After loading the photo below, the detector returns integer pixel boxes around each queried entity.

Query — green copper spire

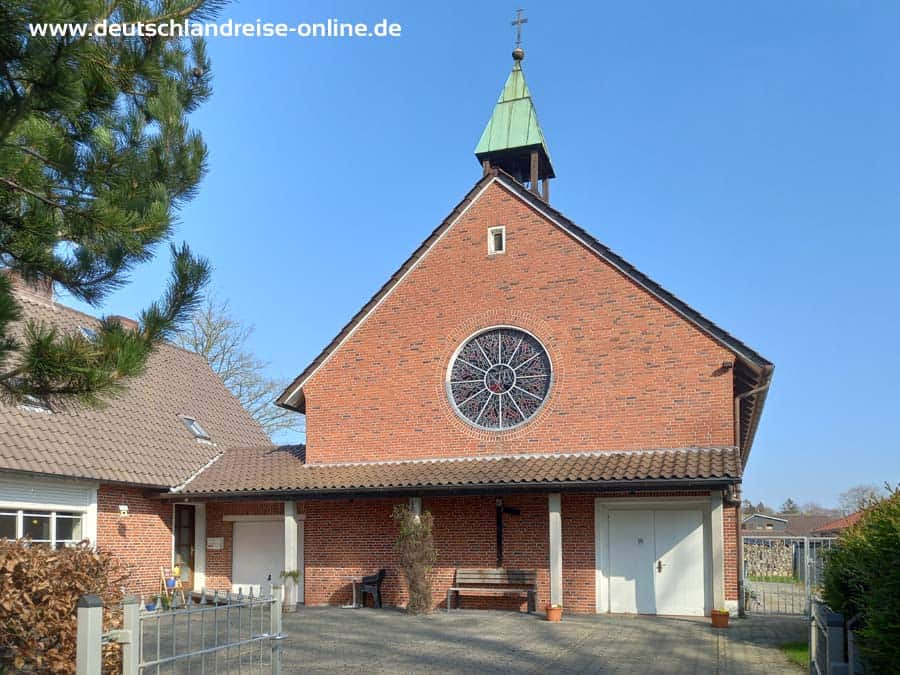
[475,52,555,182]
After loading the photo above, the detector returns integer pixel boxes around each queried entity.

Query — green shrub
[823,489,900,673]
[0,539,127,673]
[392,504,437,614]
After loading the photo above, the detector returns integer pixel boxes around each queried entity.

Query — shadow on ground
[279,608,807,674]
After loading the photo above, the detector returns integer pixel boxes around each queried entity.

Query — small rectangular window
[488,226,506,255]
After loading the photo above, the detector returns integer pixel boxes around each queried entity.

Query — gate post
[271,584,283,675]
[121,596,140,675]
[76,595,103,675]
[803,537,811,614]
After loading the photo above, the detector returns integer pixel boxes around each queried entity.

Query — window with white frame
[488,226,506,255]
[0,509,84,547]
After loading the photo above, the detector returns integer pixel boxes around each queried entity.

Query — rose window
[447,327,552,430]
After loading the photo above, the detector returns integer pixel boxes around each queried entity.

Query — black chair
[360,569,386,608]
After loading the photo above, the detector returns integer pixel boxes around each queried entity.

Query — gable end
[277,171,773,459]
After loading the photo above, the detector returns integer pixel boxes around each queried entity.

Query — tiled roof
[742,514,836,537]
[0,288,272,487]
[176,445,742,496]
[812,511,863,534]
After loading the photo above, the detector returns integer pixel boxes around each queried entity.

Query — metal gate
[742,536,836,615]
[78,586,286,674]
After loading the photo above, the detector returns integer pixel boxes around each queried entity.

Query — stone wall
[743,540,796,578]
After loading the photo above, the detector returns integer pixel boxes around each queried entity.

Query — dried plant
[0,540,128,673]
[392,504,437,614]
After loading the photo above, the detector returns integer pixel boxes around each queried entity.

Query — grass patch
[748,575,801,584]
[781,641,808,668]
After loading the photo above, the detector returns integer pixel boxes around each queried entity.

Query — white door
[653,510,705,616]
[606,509,706,616]
[232,521,284,596]
[608,510,656,613]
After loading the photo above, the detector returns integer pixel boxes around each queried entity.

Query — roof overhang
[154,476,738,502]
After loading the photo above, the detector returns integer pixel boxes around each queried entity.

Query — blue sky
[65,1,900,508]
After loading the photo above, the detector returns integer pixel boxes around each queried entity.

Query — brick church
[1,43,772,617]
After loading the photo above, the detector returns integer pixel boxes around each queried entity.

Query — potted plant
[546,603,563,622]
[711,608,729,628]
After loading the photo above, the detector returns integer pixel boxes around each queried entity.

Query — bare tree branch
[175,296,303,440]
[838,484,884,515]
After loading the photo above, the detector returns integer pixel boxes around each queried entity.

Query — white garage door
[607,509,706,616]
[232,521,284,596]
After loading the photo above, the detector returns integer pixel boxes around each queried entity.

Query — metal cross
[511,9,528,48]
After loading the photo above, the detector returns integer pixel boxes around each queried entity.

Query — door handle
[657,560,663,573]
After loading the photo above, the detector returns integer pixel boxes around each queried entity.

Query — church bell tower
[475,10,555,201]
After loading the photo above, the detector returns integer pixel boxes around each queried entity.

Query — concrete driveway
[744,580,808,615]
[280,608,806,674]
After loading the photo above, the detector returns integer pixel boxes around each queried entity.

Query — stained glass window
[447,327,551,430]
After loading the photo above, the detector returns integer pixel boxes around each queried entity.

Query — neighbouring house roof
[742,513,788,523]
[276,170,773,461]
[0,285,272,488]
[812,511,863,535]
[169,445,742,498]
[742,514,836,537]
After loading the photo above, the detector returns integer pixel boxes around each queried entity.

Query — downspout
[733,380,770,618]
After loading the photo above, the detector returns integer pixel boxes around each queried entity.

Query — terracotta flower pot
[546,605,563,622]
[711,609,729,628]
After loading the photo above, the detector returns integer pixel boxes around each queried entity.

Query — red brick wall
[303,181,735,464]
[300,498,403,607]
[205,501,285,592]
[299,495,554,611]
[96,484,173,596]
[201,491,743,615]
[562,494,596,613]
[431,494,551,611]
[724,503,739,601]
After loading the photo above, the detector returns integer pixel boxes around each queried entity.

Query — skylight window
[80,326,98,341]
[19,394,52,414]
[179,415,211,441]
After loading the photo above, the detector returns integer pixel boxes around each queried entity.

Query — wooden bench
[446,568,537,613]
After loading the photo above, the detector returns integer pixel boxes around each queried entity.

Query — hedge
[0,540,127,673]
[823,489,900,673]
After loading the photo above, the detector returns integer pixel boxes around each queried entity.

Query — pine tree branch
[0,177,65,209]
[4,143,62,170]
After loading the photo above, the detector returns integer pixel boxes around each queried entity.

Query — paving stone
[278,608,807,673]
